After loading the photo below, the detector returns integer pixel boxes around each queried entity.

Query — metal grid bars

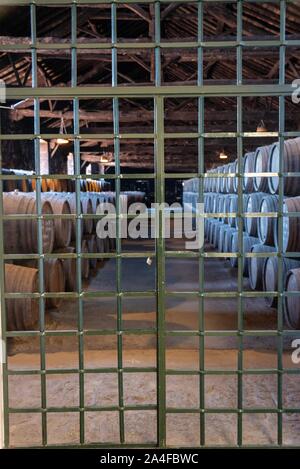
[0,0,299,449]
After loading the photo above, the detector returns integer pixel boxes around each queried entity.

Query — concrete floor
[6,240,300,447]
[7,349,300,447]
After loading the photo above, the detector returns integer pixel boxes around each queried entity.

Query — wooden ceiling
[0,2,300,171]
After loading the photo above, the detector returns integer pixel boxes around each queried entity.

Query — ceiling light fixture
[219,150,228,160]
[256,119,267,132]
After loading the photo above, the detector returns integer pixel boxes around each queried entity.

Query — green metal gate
[0,0,299,448]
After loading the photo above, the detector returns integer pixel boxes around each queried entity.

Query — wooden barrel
[223,227,237,255]
[254,145,272,192]
[80,180,87,192]
[209,171,214,193]
[54,247,76,292]
[275,196,300,252]
[207,220,215,244]
[216,166,223,193]
[248,244,276,291]
[213,222,223,249]
[223,194,233,224]
[221,164,229,194]
[245,192,265,237]
[204,193,212,214]
[228,195,238,228]
[44,258,65,309]
[2,170,14,192]
[17,258,66,309]
[85,234,97,269]
[41,193,72,248]
[230,233,260,276]
[228,194,238,227]
[217,194,226,222]
[225,162,235,194]
[66,193,84,241]
[211,168,218,193]
[263,257,300,308]
[205,171,210,193]
[210,193,217,215]
[66,179,76,193]
[257,195,278,246]
[230,231,241,268]
[209,174,213,193]
[268,137,300,196]
[211,193,219,214]
[16,178,31,192]
[208,220,219,245]
[243,152,255,193]
[183,179,194,193]
[60,179,68,193]
[205,219,213,243]
[203,175,208,193]
[27,179,34,192]
[5,264,39,330]
[219,224,229,252]
[213,221,223,247]
[81,195,93,234]
[208,220,215,245]
[233,158,243,194]
[217,224,228,252]
[47,179,63,193]
[31,179,37,192]
[284,268,300,329]
[213,193,219,215]
[205,219,212,242]
[3,192,54,254]
[40,178,48,192]
[204,219,209,240]
[4,179,18,192]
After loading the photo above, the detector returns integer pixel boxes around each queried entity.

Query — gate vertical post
[155,94,166,448]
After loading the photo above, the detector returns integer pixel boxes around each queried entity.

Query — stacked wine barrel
[3,190,144,331]
[2,169,110,193]
[184,136,300,329]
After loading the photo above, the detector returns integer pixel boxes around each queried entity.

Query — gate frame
[0,0,300,449]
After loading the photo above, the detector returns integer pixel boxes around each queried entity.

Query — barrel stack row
[3,190,144,331]
[2,169,111,193]
[202,136,300,196]
[184,137,300,329]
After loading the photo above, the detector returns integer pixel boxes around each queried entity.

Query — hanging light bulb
[100,153,109,163]
[57,117,69,144]
[57,137,69,144]
[256,119,267,132]
[219,149,228,160]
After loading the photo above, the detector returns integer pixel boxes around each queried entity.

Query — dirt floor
[6,241,300,447]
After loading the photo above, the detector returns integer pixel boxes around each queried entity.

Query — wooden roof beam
[123,4,150,24]
[11,108,285,123]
